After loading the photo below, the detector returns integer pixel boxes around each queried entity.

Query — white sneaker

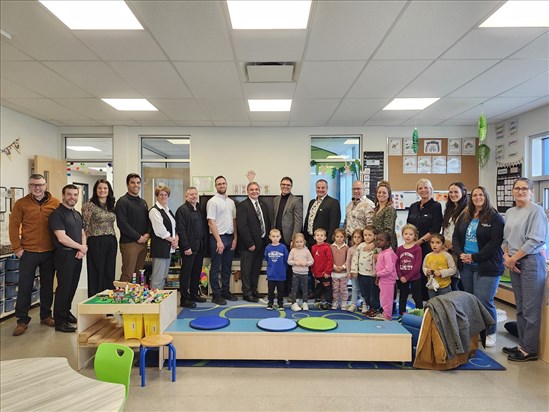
[347,303,357,313]
[291,302,301,312]
[486,334,496,348]
[341,304,348,311]
[331,302,338,310]
[302,302,309,311]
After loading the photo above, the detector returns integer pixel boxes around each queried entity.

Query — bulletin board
[387,137,479,191]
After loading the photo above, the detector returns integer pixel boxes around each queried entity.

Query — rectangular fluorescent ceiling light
[167,139,190,145]
[227,1,311,29]
[102,99,158,111]
[39,0,143,30]
[67,146,101,152]
[248,99,292,112]
[383,98,440,111]
[480,1,549,27]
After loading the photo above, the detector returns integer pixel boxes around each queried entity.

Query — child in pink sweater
[375,231,398,321]
[330,228,349,310]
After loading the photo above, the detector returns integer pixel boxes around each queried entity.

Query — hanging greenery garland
[476,112,490,168]
[412,128,419,153]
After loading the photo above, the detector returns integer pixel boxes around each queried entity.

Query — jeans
[209,234,235,297]
[357,275,380,311]
[460,264,500,335]
[349,276,359,305]
[290,272,309,303]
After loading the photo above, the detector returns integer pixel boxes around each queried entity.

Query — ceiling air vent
[246,62,294,83]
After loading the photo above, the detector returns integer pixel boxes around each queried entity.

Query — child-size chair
[94,343,134,398]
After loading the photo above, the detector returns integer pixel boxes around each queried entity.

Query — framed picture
[432,156,447,174]
[462,138,476,155]
[424,140,442,154]
[0,186,7,213]
[418,156,432,174]
[403,138,415,155]
[447,156,462,173]
[10,187,24,211]
[191,176,214,192]
[403,156,417,174]
[447,138,461,155]
[388,138,402,156]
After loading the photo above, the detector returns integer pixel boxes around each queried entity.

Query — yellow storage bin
[143,314,160,336]
[123,314,144,339]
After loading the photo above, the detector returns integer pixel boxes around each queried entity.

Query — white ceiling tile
[4,98,92,120]
[212,121,251,126]
[305,1,406,61]
[295,61,365,98]
[197,99,249,122]
[136,120,177,127]
[61,120,103,126]
[412,97,486,120]
[499,73,549,98]
[490,97,549,123]
[329,98,390,123]
[365,110,417,126]
[451,97,540,119]
[97,119,140,126]
[130,1,234,61]
[0,40,33,61]
[1,79,44,99]
[173,120,213,127]
[249,111,290,122]
[43,61,138,98]
[173,62,242,99]
[53,98,134,120]
[450,60,549,98]
[1,99,43,119]
[375,1,501,60]
[109,62,192,98]
[242,83,296,99]
[251,122,289,126]
[0,1,97,60]
[347,60,431,98]
[148,99,209,121]
[232,31,307,62]
[75,31,166,61]
[442,28,547,59]
[1,62,90,98]
[290,99,341,123]
[510,32,549,59]
[401,60,499,97]
[439,118,479,126]
[124,110,170,121]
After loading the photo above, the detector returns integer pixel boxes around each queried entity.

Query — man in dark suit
[304,179,341,249]
[272,176,303,295]
[237,182,271,302]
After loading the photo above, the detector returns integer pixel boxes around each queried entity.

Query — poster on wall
[388,138,402,156]
[462,138,476,155]
[447,156,461,173]
[496,163,522,213]
[432,156,447,174]
[403,156,417,174]
[447,138,461,155]
[496,123,505,140]
[363,151,384,200]
[418,156,432,174]
[424,140,442,154]
[403,138,415,155]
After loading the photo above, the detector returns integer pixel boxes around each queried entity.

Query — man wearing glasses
[9,174,60,336]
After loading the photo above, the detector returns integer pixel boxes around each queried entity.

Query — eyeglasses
[29,183,45,188]
[513,187,530,193]
[280,184,292,187]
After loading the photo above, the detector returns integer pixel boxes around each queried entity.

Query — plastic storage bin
[6,270,19,284]
[31,288,39,304]
[4,297,16,312]
[0,300,4,315]
[123,314,144,339]
[0,258,5,272]
[0,272,4,286]
[6,258,19,271]
[143,314,160,336]
[5,284,18,299]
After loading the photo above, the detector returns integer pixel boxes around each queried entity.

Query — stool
[139,334,176,387]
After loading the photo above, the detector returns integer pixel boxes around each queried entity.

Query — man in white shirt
[206,176,238,305]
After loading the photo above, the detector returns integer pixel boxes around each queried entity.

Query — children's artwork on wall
[447,138,461,155]
[432,156,447,174]
[447,156,462,173]
[403,138,415,155]
[418,156,432,174]
[192,176,213,192]
[388,138,402,156]
[462,138,476,155]
[403,156,417,174]
[424,140,441,154]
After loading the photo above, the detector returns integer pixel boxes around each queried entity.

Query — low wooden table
[0,357,125,412]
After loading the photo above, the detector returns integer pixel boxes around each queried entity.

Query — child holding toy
[422,233,457,299]
[287,233,314,311]
[264,228,288,310]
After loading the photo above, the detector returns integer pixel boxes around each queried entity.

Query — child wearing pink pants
[375,231,398,321]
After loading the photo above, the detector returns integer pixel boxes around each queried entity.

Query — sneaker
[212,295,227,305]
[302,302,309,311]
[266,303,273,310]
[273,303,279,310]
[321,303,331,310]
[277,305,285,311]
[486,334,497,348]
[372,313,388,321]
[347,304,357,313]
[291,303,302,312]
[313,301,322,309]
[341,304,348,311]
[331,302,338,310]
[12,323,28,336]
[222,293,238,301]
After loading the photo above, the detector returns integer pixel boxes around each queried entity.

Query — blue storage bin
[0,259,5,271]
[6,270,19,284]
[0,286,4,299]
[4,297,16,312]
[31,288,39,304]
[5,284,18,299]
[0,300,4,315]
[6,258,19,271]
[0,272,4,286]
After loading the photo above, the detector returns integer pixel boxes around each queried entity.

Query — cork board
[387,137,479,191]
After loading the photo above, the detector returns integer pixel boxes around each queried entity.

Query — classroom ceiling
[1,0,548,128]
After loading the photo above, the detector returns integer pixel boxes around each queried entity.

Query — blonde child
[287,233,314,311]
[422,233,457,299]
[311,228,333,310]
[346,229,364,312]
[330,228,349,310]
[395,224,423,316]
[350,226,380,316]
[375,231,398,321]
[264,229,289,310]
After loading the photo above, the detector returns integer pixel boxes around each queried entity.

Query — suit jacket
[272,193,303,246]
[175,201,207,253]
[236,197,271,251]
[303,195,341,246]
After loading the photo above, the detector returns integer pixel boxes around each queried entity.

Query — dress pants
[15,251,55,325]
[179,249,204,301]
[86,235,117,297]
[119,242,148,282]
[240,242,265,298]
[53,249,82,324]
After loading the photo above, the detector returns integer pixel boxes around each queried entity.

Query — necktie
[255,201,266,237]
[307,199,321,235]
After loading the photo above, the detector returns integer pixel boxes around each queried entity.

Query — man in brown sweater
[9,174,60,336]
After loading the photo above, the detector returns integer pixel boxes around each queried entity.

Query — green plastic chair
[94,343,134,398]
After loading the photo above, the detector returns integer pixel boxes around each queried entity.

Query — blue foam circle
[189,316,230,330]
[257,317,297,332]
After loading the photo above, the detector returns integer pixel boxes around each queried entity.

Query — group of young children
[264,223,456,321]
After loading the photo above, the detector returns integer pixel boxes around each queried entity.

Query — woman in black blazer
[452,186,504,348]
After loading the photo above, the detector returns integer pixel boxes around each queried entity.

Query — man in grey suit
[272,177,303,295]
[304,179,341,249]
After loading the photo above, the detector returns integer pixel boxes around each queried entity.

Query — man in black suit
[236,182,271,302]
[304,179,341,249]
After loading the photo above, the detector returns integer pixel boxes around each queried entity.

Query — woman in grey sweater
[502,177,547,362]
